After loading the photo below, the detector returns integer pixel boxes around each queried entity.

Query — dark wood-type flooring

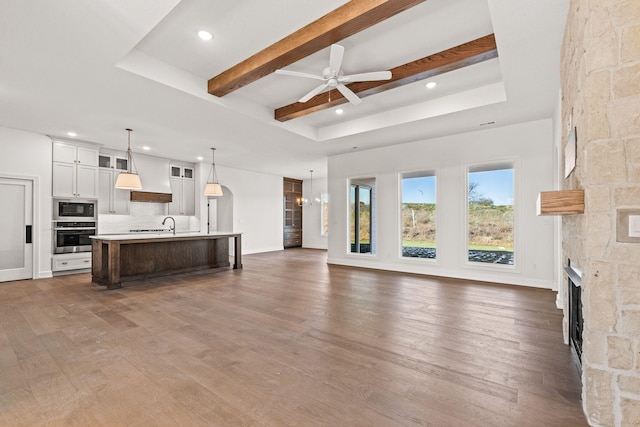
[0,249,586,426]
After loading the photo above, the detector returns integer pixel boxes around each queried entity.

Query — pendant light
[204,147,223,196]
[114,128,142,190]
[297,169,315,207]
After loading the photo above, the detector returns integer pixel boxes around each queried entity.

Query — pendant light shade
[115,128,142,190]
[204,147,223,196]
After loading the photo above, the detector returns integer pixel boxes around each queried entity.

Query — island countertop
[91,232,242,289]
[90,231,240,241]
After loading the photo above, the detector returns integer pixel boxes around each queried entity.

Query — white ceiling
[0,0,569,180]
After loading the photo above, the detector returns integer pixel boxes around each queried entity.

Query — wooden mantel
[537,190,585,216]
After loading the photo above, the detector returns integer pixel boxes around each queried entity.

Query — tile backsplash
[98,202,200,234]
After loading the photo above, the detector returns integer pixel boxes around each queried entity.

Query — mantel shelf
[537,190,585,216]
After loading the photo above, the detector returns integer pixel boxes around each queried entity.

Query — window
[467,164,514,265]
[401,172,436,259]
[320,193,329,236]
[350,178,375,254]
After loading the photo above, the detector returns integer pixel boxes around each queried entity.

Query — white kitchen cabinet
[168,162,195,216]
[170,164,194,180]
[52,141,99,198]
[98,153,128,171]
[98,168,129,214]
[169,177,195,216]
[52,253,92,272]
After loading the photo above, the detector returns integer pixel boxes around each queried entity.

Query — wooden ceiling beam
[207,0,426,97]
[274,34,498,122]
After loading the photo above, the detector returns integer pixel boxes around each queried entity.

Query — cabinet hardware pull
[61,262,68,265]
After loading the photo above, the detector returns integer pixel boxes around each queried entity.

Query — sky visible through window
[402,170,513,205]
[402,176,436,203]
[469,169,513,206]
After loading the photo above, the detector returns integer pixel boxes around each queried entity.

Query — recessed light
[335,108,344,115]
[66,131,77,137]
[197,156,204,161]
[425,81,437,89]
[197,30,213,41]
[142,146,150,151]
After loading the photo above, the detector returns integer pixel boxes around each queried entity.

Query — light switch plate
[617,209,640,243]
[630,215,640,237]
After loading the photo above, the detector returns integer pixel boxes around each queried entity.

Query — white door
[0,178,33,282]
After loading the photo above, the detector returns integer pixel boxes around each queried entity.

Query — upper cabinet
[52,140,99,199]
[98,153,128,171]
[169,162,195,216]
[170,164,194,180]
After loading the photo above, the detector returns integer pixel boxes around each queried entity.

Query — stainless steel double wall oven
[53,199,97,254]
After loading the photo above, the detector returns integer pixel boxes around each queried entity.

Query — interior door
[0,178,33,281]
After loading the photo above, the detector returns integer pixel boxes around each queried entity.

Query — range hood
[129,153,172,203]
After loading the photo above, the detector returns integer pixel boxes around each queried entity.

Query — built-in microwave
[53,199,97,220]
[53,221,96,254]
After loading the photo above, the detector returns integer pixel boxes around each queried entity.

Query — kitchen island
[91,232,242,289]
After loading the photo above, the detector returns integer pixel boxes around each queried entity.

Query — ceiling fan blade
[337,84,362,105]
[341,70,392,83]
[329,44,345,74]
[275,69,325,80]
[299,82,330,103]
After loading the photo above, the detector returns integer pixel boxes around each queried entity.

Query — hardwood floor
[0,249,586,426]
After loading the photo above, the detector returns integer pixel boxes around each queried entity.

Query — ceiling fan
[275,44,392,105]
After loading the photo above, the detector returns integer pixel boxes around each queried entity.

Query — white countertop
[91,231,240,241]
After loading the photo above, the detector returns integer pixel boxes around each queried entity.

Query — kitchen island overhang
[90,232,242,289]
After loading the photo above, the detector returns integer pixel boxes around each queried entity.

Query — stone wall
[561,1,640,426]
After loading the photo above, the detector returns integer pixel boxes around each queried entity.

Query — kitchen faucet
[162,216,176,235]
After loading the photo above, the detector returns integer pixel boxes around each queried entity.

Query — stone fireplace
[560,1,640,426]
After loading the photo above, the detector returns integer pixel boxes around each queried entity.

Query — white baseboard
[326,257,554,289]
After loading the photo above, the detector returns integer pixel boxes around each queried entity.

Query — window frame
[398,169,439,263]
[320,193,329,236]
[346,177,377,257]
[464,159,520,272]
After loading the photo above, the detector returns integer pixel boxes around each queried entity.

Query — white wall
[327,119,557,288]
[302,176,328,250]
[0,127,53,279]
[196,162,283,254]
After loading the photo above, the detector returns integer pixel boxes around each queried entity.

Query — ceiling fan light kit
[276,44,392,106]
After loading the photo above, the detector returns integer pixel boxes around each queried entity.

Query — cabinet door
[98,169,113,213]
[52,142,77,164]
[52,162,76,197]
[76,165,98,198]
[76,146,98,167]
[182,179,195,216]
[113,185,129,214]
[169,178,181,215]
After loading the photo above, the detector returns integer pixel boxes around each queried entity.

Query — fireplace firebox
[564,260,583,365]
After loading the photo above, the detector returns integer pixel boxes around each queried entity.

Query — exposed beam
[274,34,498,122]
[207,0,426,97]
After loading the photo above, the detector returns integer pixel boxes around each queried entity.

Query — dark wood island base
[91,232,242,289]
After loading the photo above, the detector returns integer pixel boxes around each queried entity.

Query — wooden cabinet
[283,177,303,248]
[98,168,129,214]
[169,163,195,215]
[52,141,99,198]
